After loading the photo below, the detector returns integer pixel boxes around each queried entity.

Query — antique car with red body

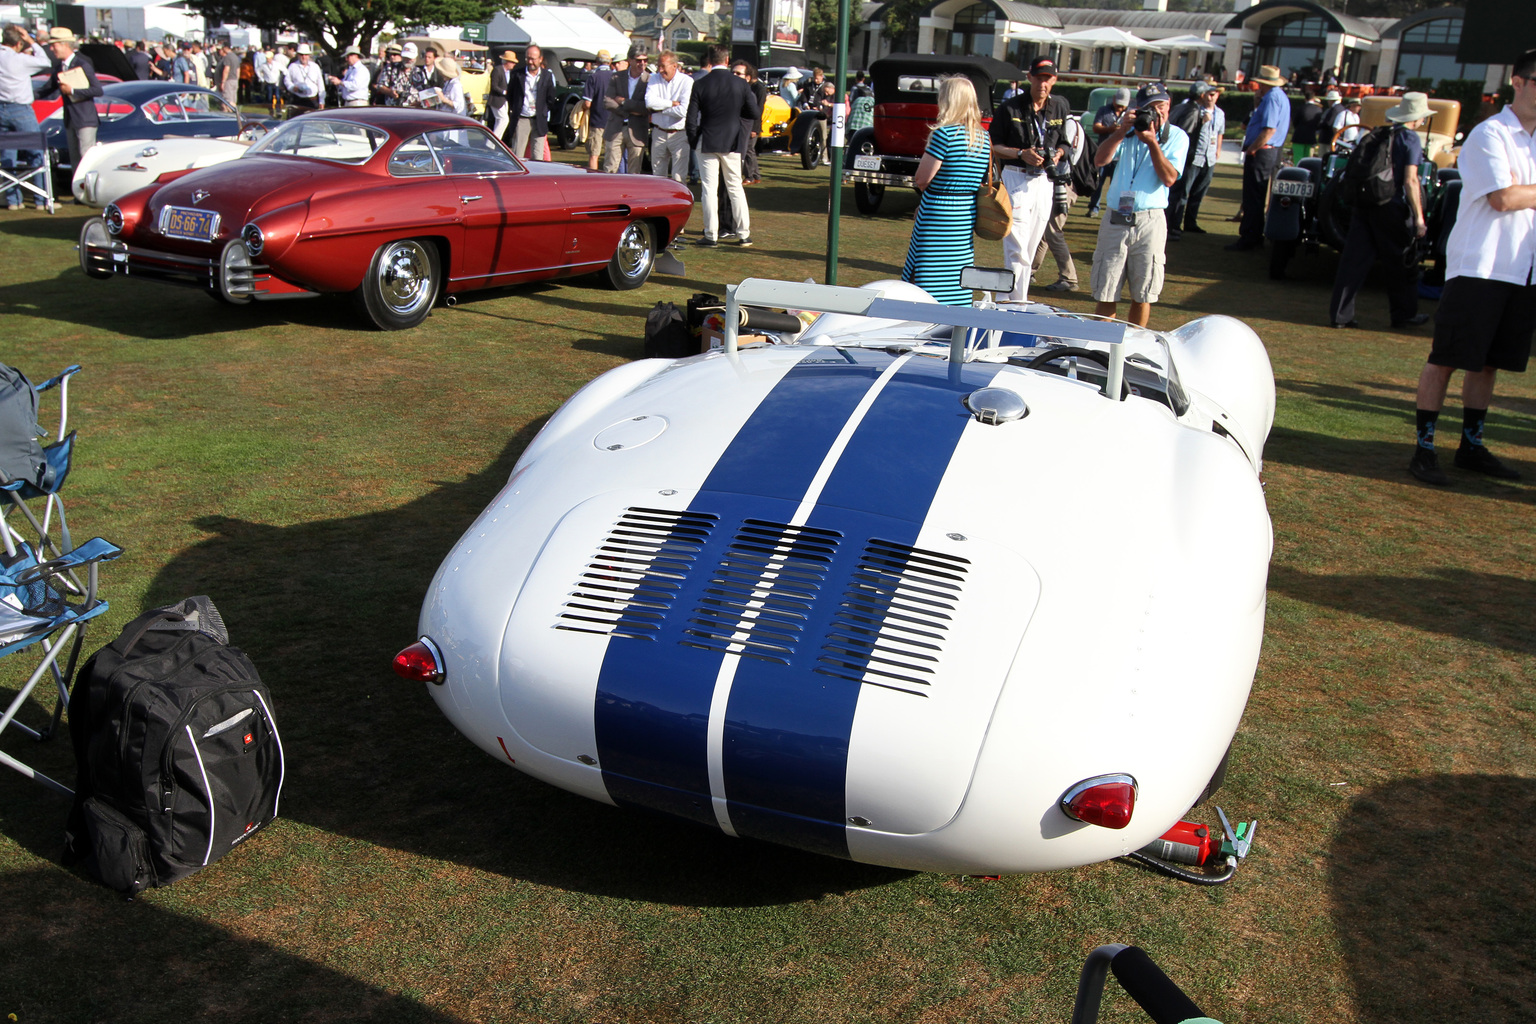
[79,108,693,329]
[841,53,1021,215]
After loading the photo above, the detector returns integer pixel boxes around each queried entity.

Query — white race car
[397,276,1274,876]
[72,136,252,208]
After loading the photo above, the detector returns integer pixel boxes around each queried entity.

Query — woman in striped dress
[901,77,991,306]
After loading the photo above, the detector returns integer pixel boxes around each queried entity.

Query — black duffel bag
[64,596,284,894]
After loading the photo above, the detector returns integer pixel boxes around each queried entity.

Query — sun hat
[343,45,362,57]
[436,56,460,78]
[1386,91,1431,123]
[1252,64,1287,87]
[296,43,312,55]
[1323,89,1342,102]
[500,49,517,61]
[782,66,803,81]
[1343,95,1362,105]
[385,42,402,54]
[597,49,612,62]
[401,42,418,59]
[46,26,75,43]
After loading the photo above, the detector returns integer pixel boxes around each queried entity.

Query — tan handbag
[975,159,1012,240]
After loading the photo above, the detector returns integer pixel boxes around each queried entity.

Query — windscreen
[246,119,387,164]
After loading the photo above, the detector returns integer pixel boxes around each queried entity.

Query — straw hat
[296,43,312,55]
[436,56,460,79]
[343,45,362,57]
[1252,65,1286,87]
[1386,91,1431,124]
[1323,89,1342,102]
[385,42,402,54]
[500,49,517,62]
[46,26,76,43]
[597,49,612,62]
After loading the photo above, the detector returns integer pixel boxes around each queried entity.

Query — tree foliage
[187,0,508,59]
[805,0,839,55]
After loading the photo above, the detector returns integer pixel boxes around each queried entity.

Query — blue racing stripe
[594,350,897,826]
[721,357,992,856]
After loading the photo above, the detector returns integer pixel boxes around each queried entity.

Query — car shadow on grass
[0,862,468,1024]
[1265,427,1533,504]
[1267,565,1536,655]
[63,423,910,909]
[1331,774,1536,1024]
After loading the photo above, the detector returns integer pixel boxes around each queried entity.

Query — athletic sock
[1461,408,1487,449]
[1415,409,1439,450]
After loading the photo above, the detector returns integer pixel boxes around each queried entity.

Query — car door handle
[460,195,484,203]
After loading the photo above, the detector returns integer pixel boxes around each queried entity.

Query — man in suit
[507,44,557,161]
[602,43,650,174]
[487,50,515,142]
[40,28,102,177]
[687,44,758,247]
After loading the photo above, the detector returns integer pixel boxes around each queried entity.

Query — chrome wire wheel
[606,221,654,290]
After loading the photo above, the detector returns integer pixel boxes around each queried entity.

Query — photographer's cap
[1135,82,1171,106]
[1028,56,1057,78]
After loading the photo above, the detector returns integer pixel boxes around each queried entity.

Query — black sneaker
[1408,448,1450,486]
[1392,313,1431,328]
[697,236,719,248]
[736,235,753,247]
[1455,444,1522,480]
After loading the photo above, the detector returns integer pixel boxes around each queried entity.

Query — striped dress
[901,124,991,306]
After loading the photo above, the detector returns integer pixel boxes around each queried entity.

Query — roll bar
[722,278,1131,400]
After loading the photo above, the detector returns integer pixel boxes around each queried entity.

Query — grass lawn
[1,148,1533,1024]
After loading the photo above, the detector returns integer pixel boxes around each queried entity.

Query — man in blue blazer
[686,44,759,247]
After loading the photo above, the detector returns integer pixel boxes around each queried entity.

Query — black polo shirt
[988,92,1071,172]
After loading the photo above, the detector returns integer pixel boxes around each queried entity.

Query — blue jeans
[0,102,43,207]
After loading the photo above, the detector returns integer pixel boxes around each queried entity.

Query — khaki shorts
[586,124,606,158]
[1090,210,1167,304]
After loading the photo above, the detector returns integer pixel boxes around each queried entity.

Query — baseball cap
[1028,57,1057,77]
[1112,88,1131,105]
[1134,82,1171,106]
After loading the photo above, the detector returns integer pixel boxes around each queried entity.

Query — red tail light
[1060,774,1137,830]
[393,638,444,683]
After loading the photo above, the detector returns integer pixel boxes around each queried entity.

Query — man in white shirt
[1325,95,1361,150]
[327,46,370,106]
[1408,50,1536,485]
[645,51,692,184]
[284,43,324,110]
[1,24,52,210]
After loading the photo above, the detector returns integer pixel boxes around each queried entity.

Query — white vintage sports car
[72,137,251,208]
[397,276,1274,876]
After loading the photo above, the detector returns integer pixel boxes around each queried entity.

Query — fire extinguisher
[1129,807,1257,886]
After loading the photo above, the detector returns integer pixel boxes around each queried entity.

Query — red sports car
[80,108,693,329]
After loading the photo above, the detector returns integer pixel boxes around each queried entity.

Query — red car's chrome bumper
[81,240,317,299]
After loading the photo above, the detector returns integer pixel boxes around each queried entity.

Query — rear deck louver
[555,507,718,639]
[680,520,842,664]
[816,539,971,696]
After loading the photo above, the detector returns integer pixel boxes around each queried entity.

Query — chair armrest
[32,365,82,393]
[15,537,123,585]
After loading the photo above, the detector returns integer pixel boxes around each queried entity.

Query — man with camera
[1089,82,1189,328]
[988,56,1073,304]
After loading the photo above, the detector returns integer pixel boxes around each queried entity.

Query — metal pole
[824,0,852,284]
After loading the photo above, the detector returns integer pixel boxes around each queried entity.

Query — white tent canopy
[512,5,630,61]
[1152,33,1223,52]
[1058,26,1160,50]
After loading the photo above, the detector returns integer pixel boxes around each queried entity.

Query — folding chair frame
[0,129,56,215]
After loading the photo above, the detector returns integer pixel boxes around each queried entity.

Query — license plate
[1272,179,1314,198]
[160,205,220,241]
[854,155,881,171]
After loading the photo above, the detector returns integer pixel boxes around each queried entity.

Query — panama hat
[296,43,312,55]
[385,42,402,54]
[436,56,460,79]
[343,45,362,57]
[500,49,517,61]
[1386,91,1431,123]
[1252,65,1287,87]
[46,26,76,43]
[1323,89,1342,102]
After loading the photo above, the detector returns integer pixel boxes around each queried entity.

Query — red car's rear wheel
[356,238,439,330]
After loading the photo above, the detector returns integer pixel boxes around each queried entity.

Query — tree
[187,0,510,59]
[880,0,924,51]
[805,0,838,55]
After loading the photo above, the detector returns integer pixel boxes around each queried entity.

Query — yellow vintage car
[759,93,792,149]
[1359,94,1462,167]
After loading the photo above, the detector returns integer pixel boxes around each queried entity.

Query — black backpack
[1342,125,1398,208]
[64,597,284,894]
[643,301,695,358]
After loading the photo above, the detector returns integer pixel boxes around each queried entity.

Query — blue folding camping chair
[0,364,120,795]
[0,128,55,215]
